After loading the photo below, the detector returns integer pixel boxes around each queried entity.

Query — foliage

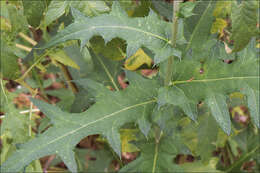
[0,0,259,172]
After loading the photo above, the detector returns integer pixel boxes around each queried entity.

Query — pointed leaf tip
[206,93,231,135]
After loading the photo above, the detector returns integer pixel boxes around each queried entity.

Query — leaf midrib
[96,54,119,91]
[51,25,170,47]
[171,76,259,85]
[185,2,212,52]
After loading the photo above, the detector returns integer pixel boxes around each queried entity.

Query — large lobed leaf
[0,73,159,172]
[43,2,181,64]
[158,41,259,134]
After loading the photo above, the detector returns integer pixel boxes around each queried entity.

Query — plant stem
[164,0,180,86]
[29,91,37,137]
[15,49,51,82]
[57,62,78,94]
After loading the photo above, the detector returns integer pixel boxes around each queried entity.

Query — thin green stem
[152,131,163,173]
[15,49,51,82]
[164,0,180,86]
[0,79,8,102]
[225,144,260,172]
[152,141,159,173]
[57,62,78,94]
[28,92,37,137]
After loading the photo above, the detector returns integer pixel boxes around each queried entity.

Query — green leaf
[231,1,258,52]
[226,130,260,172]
[119,135,183,173]
[0,3,28,39]
[179,2,197,18]
[62,44,123,92]
[1,73,159,172]
[75,148,114,172]
[0,41,20,80]
[169,42,259,133]
[184,0,216,53]
[22,0,47,28]
[46,88,75,112]
[90,36,126,61]
[86,47,123,91]
[0,80,42,172]
[242,85,260,128]
[158,87,197,121]
[197,112,219,162]
[45,0,110,26]
[151,0,172,21]
[70,0,110,17]
[45,1,70,26]
[64,45,94,79]
[205,93,231,135]
[43,2,181,64]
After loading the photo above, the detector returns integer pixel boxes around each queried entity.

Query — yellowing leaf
[211,18,227,37]
[120,129,139,153]
[256,43,260,48]
[50,50,80,69]
[0,17,11,31]
[213,1,231,17]
[230,92,244,100]
[125,48,152,71]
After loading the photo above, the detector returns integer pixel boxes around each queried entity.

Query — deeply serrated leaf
[43,2,181,64]
[1,73,159,172]
[168,42,259,133]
